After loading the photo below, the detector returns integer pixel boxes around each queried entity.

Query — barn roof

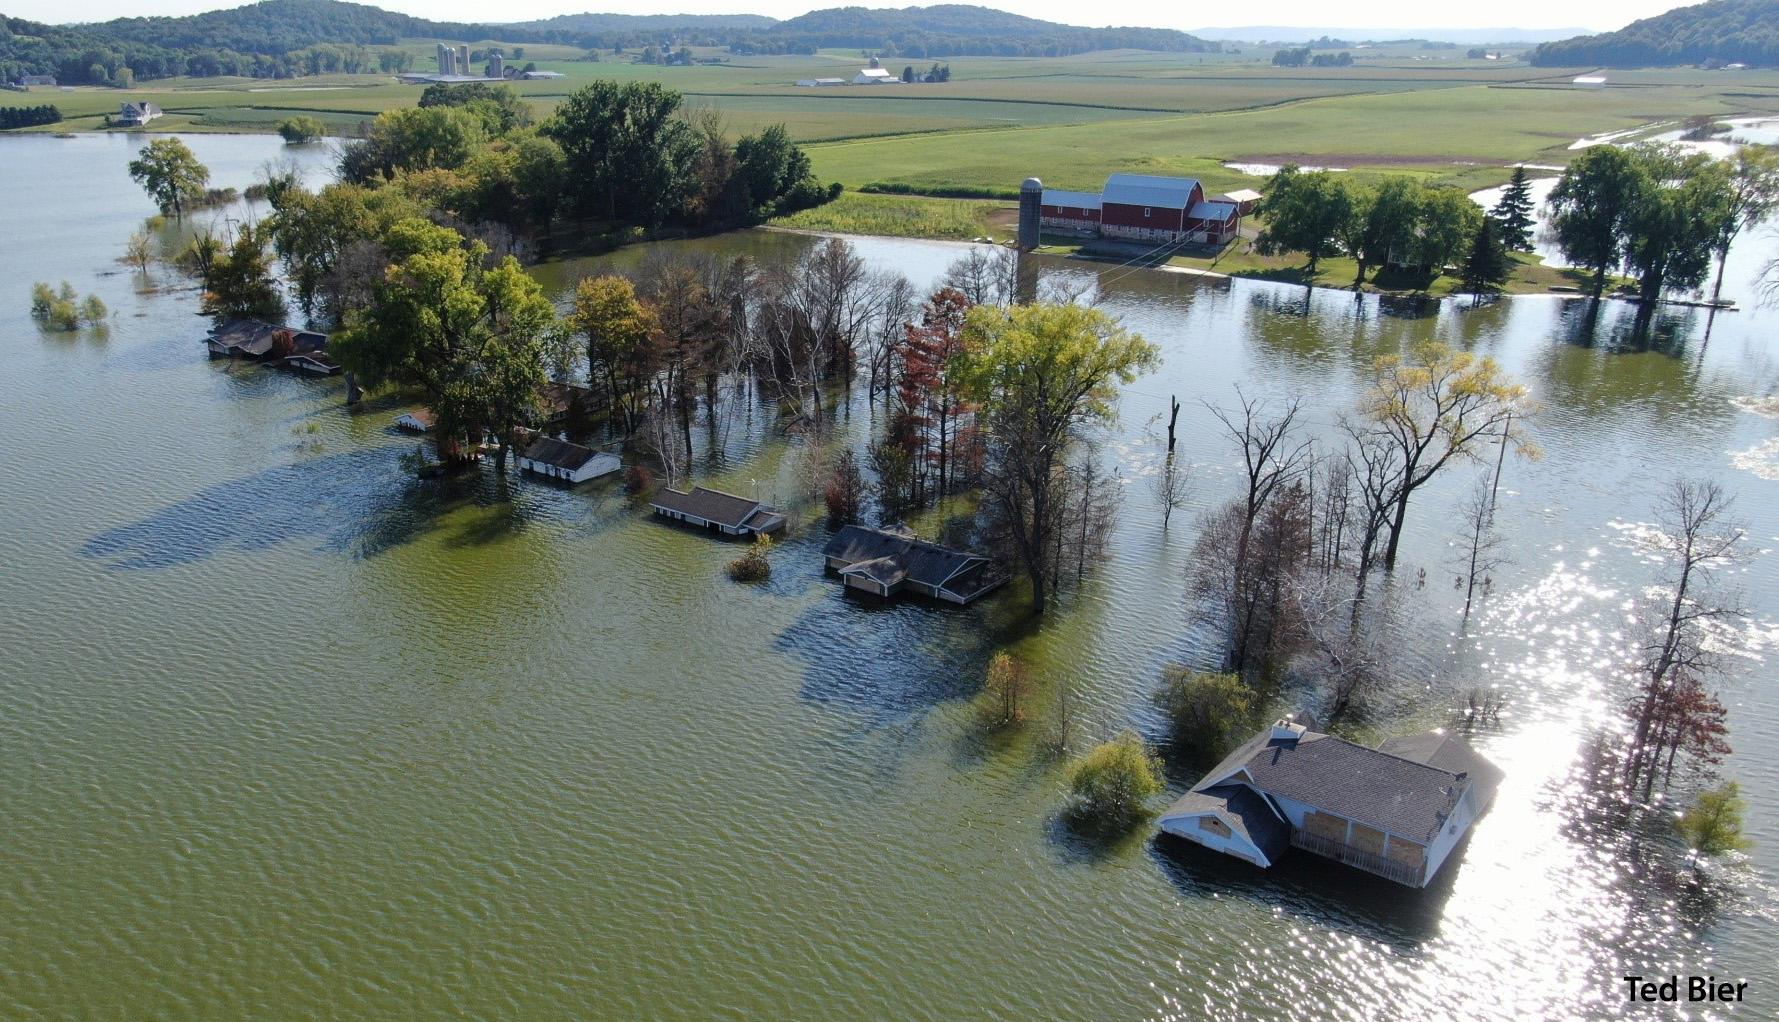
[1102,173,1200,209]
[1189,200,1238,221]
[1219,188,1264,204]
[1042,188,1102,210]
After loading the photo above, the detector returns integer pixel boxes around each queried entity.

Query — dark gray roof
[1161,784,1290,862]
[1377,733,1505,809]
[651,486,760,527]
[522,436,600,471]
[209,319,327,357]
[1200,729,1496,844]
[823,524,990,591]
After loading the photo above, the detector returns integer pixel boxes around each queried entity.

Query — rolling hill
[1530,0,1779,66]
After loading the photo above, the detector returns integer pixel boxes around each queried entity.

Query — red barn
[1039,173,1239,246]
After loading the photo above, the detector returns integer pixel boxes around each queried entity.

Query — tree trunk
[1590,262,1607,299]
[1382,489,1411,572]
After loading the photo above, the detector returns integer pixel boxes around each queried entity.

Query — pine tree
[1491,166,1536,251]
[1461,217,1511,298]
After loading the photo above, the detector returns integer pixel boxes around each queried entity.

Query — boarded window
[1387,837,1425,868]
[1303,811,1348,841]
[1350,823,1387,856]
[1198,816,1232,838]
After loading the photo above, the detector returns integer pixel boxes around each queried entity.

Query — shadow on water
[774,581,1011,727]
[1149,833,1454,951]
[79,447,501,569]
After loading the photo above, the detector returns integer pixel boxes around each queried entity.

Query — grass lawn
[769,191,1008,240]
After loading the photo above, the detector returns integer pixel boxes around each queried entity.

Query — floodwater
[2,132,1777,1020]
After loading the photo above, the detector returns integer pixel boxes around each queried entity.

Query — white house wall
[1157,812,1270,866]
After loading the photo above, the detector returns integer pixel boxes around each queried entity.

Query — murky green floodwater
[1,133,1776,1020]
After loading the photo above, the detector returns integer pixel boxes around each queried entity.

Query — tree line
[1271,48,1353,66]
[0,104,60,130]
[1529,0,1779,67]
[1256,167,1489,290]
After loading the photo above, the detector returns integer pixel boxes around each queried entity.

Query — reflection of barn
[1037,173,1239,245]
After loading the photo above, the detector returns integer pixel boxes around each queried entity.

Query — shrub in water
[726,534,773,583]
[1065,730,1164,832]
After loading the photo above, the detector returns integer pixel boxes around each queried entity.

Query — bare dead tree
[1452,471,1508,630]
[1150,450,1189,530]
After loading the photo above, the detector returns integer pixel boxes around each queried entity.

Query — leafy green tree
[127,137,210,219]
[339,106,484,184]
[204,221,283,320]
[419,81,533,136]
[953,302,1160,613]
[1065,731,1165,832]
[1676,781,1753,857]
[268,182,422,324]
[330,221,553,468]
[729,123,815,222]
[1706,147,1779,305]
[570,275,661,433]
[1622,146,1727,319]
[1548,145,1649,298]
[543,80,701,226]
[1342,176,1424,289]
[1460,216,1512,298]
[1159,668,1252,761]
[1255,165,1350,274]
[78,294,107,325]
[276,115,327,144]
[1413,187,1484,275]
[1491,165,1537,251]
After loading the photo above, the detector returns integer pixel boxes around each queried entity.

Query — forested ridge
[0,0,1215,85]
[1530,0,1779,67]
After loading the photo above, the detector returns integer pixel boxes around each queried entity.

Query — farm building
[795,78,847,86]
[394,409,436,433]
[854,68,900,84]
[1572,75,1607,87]
[651,486,786,537]
[1217,189,1263,216]
[1039,173,1239,245]
[16,75,56,87]
[116,102,162,127]
[206,319,328,360]
[1157,718,1502,888]
[822,525,1007,605]
[518,437,620,484]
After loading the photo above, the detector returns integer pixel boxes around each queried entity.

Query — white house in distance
[518,436,620,484]
[116,102,162,127]
[854,68,901,84]
[1158,718,1502,888]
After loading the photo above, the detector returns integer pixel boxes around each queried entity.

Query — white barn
[854,68,900,84]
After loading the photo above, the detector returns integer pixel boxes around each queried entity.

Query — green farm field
[14,47,1779,196]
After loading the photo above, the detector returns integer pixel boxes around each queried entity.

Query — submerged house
[394,409,436,433]
[273,351,341,375]
[1158,719,1502,888]
[650,486,786,537]
[518,436,620,484]
[206,319,328,360]
[822,524,1007,605]
[1039,173,1240,246]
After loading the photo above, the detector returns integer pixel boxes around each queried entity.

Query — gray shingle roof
[651,486,761,528]
[1200,728,1496,844]
[823,524,990,591]
[522,436,600,471]
[1377,733,1505,808]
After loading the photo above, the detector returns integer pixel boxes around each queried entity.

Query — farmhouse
[651,486,786,537]
[1039,173,1239,245]
[854,68,901,84]
[518,436,620,484]
[115,101,162,127]
[822,524,1008,605]
[205,319,328,360]
[1157,719,1502,888]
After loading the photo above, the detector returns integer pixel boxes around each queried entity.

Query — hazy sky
[17,0,1685,32]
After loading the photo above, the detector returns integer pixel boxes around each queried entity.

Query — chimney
[1270,719,1306,744]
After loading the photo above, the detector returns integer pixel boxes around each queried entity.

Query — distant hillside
[1530,0,1779,66]
[1197,25,1592,45]
[729,4,1218,57]
[0,0,554,84]
[508,12,778,36]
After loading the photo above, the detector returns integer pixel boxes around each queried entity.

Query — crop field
[13,47,1779,195]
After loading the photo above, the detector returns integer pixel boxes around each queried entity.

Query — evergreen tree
[1460,217,1512,297]
[1491,165,1536,252]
